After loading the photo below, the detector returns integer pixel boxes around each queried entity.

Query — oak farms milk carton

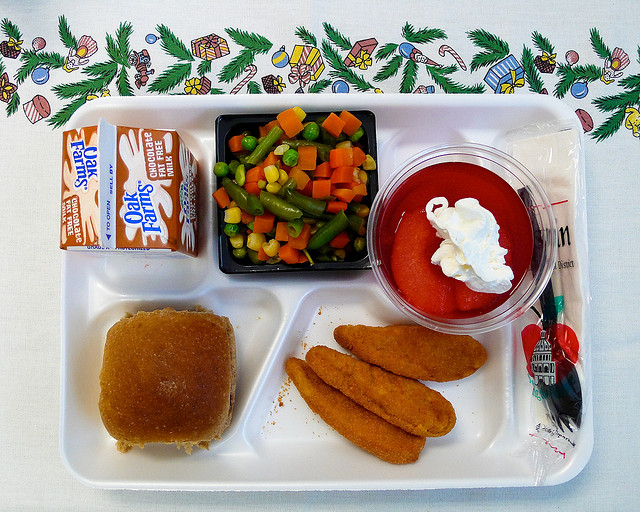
[60,119,198,256]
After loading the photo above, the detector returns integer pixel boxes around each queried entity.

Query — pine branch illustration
[590,108,625,142]
[467,29,509,71]
[554,63,601,98]
[6,91,19,116]
[323,22,351,51]
[58,15,77,49]
[375,43,398,60]
[53,74,116,99]
[115,22,133,66]
[116,67,134,96]
[590,27,611,60]
[106,34,125,66]
[197,59,212,77]
[522,45,545,93]
[619,72,640,90]
[218,47,254,83]
[321,39,373,92]
[246,80,261,94]
[15,50,65,84]
[532,31,554,55]
[156,24,193,61]
[309,78,331,93]
[402,23,446,44]
[373,54,402,81]
[426,65,484,93]
[83,61,118,79]
[295,26,317,47]
[148,62,192,93]
[226,28,272,54]
[209,87,225,95]
[1,18,22,40]
[592,89,640,112]
[400,59,418,93]
[48,95,86,129]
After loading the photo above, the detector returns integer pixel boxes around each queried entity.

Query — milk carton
[60,119,198,256]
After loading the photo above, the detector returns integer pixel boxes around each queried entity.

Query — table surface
[1,1,638,510]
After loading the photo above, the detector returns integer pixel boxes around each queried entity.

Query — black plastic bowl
[215,110,378,274]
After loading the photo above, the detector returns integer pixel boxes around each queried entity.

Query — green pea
[224,223,239,237]
[232,246,247,259]
[302,122,320,141]
[353,236,366,252]
[214,161,230,177]
[241,135,258,151]
[282,148,299,167]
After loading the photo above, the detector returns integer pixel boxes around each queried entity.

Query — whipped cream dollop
[425,197,514,294]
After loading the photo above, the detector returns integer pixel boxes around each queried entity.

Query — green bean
[245,125,284,166]
[284,189,326,217]
[246,248,263,265]
[349,126,365,142]
[228,160,240,172]
[307,210,349,250]
[287,218,304,238]
[235,164,246,187]
[222,177,264,216]
[259,191,303,221]
[282,139,332,162]
[347,213,365,234]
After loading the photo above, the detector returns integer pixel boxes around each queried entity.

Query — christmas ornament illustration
[31,36,46,52]
[271,45,289,68]
[399,42,440,66]
[565,50,579,66]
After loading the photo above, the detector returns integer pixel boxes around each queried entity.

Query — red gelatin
[380,162,533,319]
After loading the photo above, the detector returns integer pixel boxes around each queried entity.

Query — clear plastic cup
[367,143,557,335]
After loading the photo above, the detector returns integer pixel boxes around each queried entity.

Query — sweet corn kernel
[355,204,370,218]
[358,169,368,184]
[274,143,290,156]
[264,164,280,183]
[229,234,244,249]
[262,239,280,257]
[336,140,353,149]
[247,232,266,251]
[363,155,376,171]
[333,248,346,260]
[278,168,289,185]
[266,182,281,194]
[292,106,306,121]
[257,179,267,189]
[224,206,242,224]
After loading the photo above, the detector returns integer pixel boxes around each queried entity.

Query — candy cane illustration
[231,64,257,94]
[438,45,467,71]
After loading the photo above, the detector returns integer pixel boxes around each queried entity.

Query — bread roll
[98,307,236,453]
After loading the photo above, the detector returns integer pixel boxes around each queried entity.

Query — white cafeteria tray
[60,93,592,490]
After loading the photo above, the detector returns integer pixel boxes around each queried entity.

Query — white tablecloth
[1,0,638,509]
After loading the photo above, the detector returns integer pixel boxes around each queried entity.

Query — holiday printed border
[1,17,639,142]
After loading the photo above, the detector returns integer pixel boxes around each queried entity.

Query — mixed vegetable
[213,107,376,267]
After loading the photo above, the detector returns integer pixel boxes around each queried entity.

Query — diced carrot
[326,200,348,213]
[312,179,332,199]
[297,252,309,264]
[288,167,311,191]
[329,147,354,168]
[351,183,367,196]
[339,110,362,136]
[330,166,357,184]
[332,187,357,203]
[278,243,301,264]
[277,108,304,138]
[244,181,261,196]
[297,145,317,170]
[260,120,281,138]
[321,112,346,137]
[289,223,311,250]
[246,165,265,182]
[252,212,275,234]
[275,221,289,242]
[300,178,313,196]
[314,161,332,179]
[352,146,366,167]
[263,151,279,168]
[240,210,255,225]
[257,246,270,261]
[228,134,245,153]
[329,230,350,249]
[213,187,230,208]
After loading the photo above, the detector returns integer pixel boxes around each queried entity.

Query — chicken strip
[306,346,456,437]
[285,357,426,464]
[333,324,487,382]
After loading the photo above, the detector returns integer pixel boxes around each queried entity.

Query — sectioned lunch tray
[60,94,593,491]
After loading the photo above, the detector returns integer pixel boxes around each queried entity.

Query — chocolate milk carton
[60,119,198,255]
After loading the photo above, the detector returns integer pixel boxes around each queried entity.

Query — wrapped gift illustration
[0,37,22,59]
[191,33,230,61]
[262,74,284,94]
[184,76,211,95]
[484,54,525,94]
[0,72,18,103]
[23,94,50,123]
[344,38,377,69]
[288,45,324,85]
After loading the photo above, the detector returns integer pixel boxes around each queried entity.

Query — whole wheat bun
[98,307,236,453]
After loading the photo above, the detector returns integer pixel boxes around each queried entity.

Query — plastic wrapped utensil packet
[507,123,591,485]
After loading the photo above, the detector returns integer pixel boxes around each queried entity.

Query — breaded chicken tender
[306,346,456,437]
[285,357,426,464]
[333,324,487,382]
